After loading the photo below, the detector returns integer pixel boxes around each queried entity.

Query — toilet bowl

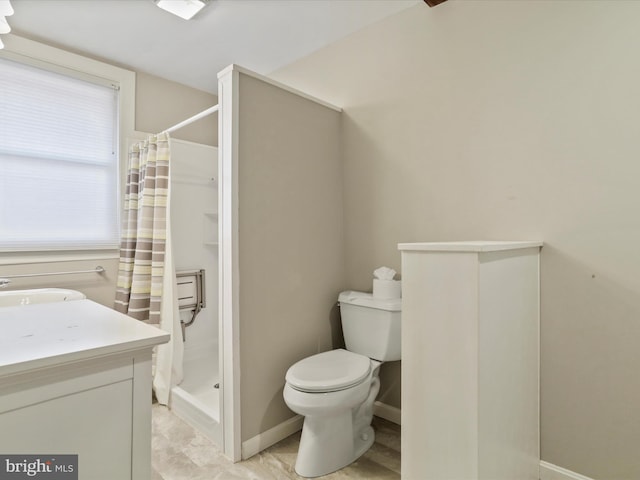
[283,291,401,478]
[284,349,382,478]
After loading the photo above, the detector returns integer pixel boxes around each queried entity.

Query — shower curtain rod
[163,104,219,135]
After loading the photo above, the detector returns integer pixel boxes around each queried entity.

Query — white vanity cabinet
[0,299,169,480]
[399,241,542,480]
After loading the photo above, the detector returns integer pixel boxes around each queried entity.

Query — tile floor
[152,404,401,479]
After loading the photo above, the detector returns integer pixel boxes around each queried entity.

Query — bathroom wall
[271,1,640,478]
[232,71,345,442]
[0,257,120,306]
[0,38,217,307]
[136,72,218,147]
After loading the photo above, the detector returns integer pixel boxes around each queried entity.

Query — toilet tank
[338,291,401,362]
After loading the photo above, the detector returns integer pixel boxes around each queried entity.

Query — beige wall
[235,72,344,441]
[136,72,217,146]
[0,257,119,306]
[272,1,640,478]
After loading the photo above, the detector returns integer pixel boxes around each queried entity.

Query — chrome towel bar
[0,266,105,287]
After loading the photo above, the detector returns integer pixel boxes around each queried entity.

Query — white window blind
[0,56,119,250]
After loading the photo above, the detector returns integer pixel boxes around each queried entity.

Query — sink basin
[0,288,86,307]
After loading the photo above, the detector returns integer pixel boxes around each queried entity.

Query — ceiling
[9,0,419,94]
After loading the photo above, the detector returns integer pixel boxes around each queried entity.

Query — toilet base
[353,425,375,461]
[294,413,375,478]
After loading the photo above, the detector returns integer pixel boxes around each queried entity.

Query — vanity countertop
[0,299,169,377]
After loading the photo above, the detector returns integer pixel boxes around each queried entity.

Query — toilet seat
[286,349,371,393]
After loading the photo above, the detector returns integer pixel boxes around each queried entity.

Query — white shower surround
[166,137,222,446]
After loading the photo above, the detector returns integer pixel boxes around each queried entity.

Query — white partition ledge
[398,240,543,252]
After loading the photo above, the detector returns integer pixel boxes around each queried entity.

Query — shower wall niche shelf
[203,212,218,246]
[172,175,216,186]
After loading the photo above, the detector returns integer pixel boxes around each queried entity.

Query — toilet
[283,290,401,478]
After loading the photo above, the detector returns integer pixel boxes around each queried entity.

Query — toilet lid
[286,349,371,393]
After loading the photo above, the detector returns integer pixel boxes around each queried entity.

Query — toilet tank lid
[338,291,401,312]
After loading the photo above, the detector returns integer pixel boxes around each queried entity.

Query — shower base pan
[170,352,222,446]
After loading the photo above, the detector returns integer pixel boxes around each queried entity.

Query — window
[0,55,120,251]
[0,36,134,259]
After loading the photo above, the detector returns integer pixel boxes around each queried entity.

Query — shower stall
[168,138,221,445]
[147,64,341,463]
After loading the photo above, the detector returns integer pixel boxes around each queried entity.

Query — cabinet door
[0,380,134,480]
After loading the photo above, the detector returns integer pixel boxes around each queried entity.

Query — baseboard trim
[241,403,400,460]
[241,415,303,460]
[243,422,596,480]
[373,401,401,425]
[540,461,595,480]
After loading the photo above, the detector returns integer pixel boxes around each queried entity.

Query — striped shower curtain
[115,132,183,404]
[115,133,170,322]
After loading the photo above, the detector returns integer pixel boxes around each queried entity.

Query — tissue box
[373,279,401,299]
